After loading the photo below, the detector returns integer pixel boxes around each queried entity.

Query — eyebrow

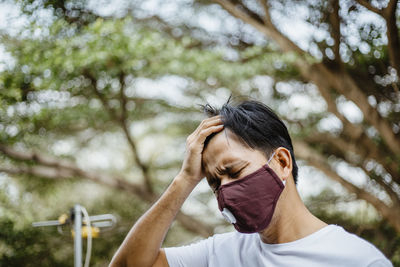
[206,160,248,190]
[211,160,248,178]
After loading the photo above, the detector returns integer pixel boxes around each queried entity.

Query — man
[110,100,392,267]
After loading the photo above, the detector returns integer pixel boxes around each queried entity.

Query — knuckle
[202,122,210,128]
[199,129,209,136]
[202,118,213,126]
[187,144,195,151]
[186,134,195,142]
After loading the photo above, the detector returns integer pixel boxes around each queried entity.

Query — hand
[178,116,224,185]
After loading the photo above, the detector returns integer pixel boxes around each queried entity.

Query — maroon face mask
[216,153,285,233]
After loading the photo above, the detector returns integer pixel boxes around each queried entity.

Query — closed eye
[229,168,243,178]
[228,163,249,179]
[210,167,245,192]
[207,161,249,191]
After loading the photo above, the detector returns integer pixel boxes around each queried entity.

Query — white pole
[32,205,117,267]
[74,204,82,267]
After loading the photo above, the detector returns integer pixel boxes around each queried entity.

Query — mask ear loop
[267,151,286,186]
[267,151,276,164]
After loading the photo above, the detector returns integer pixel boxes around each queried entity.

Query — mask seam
[219,164,269,190]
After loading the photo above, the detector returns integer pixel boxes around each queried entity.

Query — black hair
[202,98,298,184]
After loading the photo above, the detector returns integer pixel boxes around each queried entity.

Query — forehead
[202,129,250,171]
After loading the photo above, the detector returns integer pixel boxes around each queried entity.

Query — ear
[271,147,292,182]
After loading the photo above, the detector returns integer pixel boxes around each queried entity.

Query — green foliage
[1,0,399,265]
[0,217,71,267]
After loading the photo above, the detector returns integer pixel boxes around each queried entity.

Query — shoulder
[324,225,390,264]
[367,259,393,267]
[328,225,379,249]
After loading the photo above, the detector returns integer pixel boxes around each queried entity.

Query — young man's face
[202,128,294,233]
[202,129,269,193]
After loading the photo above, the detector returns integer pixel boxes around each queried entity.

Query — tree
[200,0,400,232]
[0,0,399,265]
[0,1,287,264]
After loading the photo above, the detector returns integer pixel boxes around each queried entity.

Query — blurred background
[0,0,399,266]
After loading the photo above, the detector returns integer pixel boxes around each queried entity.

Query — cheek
[269,163,284,178]
[269,162,291,181]
[240,164,263,177]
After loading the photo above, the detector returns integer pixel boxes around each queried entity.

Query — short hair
[202,98,298,184]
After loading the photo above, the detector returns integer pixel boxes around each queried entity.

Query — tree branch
[340,71,400,154]
[84,69,154,194]
[355,0,400,74]
[301,134,400,205]
[213,0,304,54]
[330,0,341,64]
[383,0,400,74]
[300,70,385,161]
[0,144,214,237]
[83,69,119,120]
[213,0,400,231]
[308,63,400,155]
[354,0,383,15]
[215,0,400,155]
[304,132,400,182]
[231,0,265,25]
[0,165,76,179]
[118,73,153,194]
[0,144,151,200]
[385,0,398,12]
[294,141,400,232]
[258,0,271,26]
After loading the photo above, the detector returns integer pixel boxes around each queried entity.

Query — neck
[258,179,327,244]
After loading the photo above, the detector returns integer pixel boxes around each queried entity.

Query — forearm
[110,115,223,267]
[109,173,196,267]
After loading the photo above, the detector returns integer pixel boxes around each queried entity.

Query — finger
[201,115,221,122]
[198,116,223,131]
[207,115,222,122]
[192,116,222,136]
[196,124,224,145]
[204,117,223,127]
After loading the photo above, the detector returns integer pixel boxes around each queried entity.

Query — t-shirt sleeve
[367,258,393,267]
[164,237,212,267]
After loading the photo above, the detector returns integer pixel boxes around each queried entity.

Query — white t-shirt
[165,225,392,267]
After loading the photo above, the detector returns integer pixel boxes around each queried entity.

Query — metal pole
[74,204,82,267]
[32,205,116,267]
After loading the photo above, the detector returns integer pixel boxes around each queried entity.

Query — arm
[109,116,224,267]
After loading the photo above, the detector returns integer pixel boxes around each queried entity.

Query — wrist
[174,172,200,190]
